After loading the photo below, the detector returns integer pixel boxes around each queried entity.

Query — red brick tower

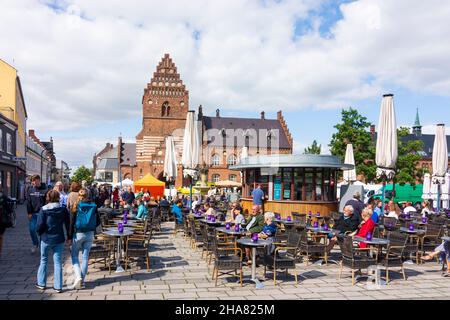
[135,54,188,185]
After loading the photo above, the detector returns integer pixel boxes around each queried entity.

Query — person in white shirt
[385,202,401,219]
[403,201,417,214]
[191,196,200,210]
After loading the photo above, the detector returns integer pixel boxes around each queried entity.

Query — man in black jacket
[26,175,48,254]
[345,191,364,222]
[327,205,360,254]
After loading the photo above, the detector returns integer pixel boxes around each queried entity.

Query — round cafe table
[199,219,224,227]
[216,227,246,237]
[441,236,450,242]
[236,238,270,289]
[105,226,134,232]
[112,219,137,226]
[399,227,426,235]
[102,229,134,273]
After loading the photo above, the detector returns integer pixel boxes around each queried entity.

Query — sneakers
[53,288,63,293]
[35,284,45,290]
[68,277,83,290]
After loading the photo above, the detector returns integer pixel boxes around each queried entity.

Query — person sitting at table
[243,205,265,265]
[421,240,450,277]
[171,200,183,225]
[421,200,432,218]
[259,212,277,256]
[349,208,376,249]
[136,199,148,220]
[97,199,116,220]
[403,201,417,214]
[226,202,245,225]
[204,203,216,217]
[385,202,401,220]
[191,196,200,210]
[326,205,360,254]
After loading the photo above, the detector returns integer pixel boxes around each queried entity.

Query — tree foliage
[71,166,93,184]
[304,140,321,154]
[395,127,424,186]
[329,108,377,182]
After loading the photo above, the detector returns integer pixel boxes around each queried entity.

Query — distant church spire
[413,108,422,136]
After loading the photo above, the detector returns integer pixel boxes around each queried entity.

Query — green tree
[395,127,424,186]
[329,108,377,182]
[304,140,321,154]
[71,165,93,184]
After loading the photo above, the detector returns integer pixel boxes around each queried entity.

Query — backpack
[75,202,97,232]
[0,196,12,228]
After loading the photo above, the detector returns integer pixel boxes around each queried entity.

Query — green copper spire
[414,108,421,127]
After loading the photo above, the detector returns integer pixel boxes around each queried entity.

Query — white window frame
[6,133,12,154]
[211,154,220,166]
[229,174,237,182]
[227,154,237,166]
[212,174,220,183]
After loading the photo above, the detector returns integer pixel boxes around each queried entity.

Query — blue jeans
[29,213,39,247]
[37,241,64,290]
[71,231,94,281]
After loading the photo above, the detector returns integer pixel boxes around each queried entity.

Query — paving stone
[106,294,135,300]
[163,292,199,299]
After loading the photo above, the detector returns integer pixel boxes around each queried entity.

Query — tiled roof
[202,116,291,149]
[97,158,118,170]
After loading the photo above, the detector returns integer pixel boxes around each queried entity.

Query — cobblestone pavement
[1,205,449,300]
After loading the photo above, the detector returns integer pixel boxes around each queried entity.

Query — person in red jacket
[350,208,376,249]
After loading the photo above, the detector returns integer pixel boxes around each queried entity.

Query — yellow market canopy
[134,173,165,187]
[214,180,242,188]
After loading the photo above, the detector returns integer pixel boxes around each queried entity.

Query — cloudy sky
[1,0,450,167]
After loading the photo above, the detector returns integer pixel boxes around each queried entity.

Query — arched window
[211,154,220,166]
[227,154,237,166]
[161,101,169,117]
[212,174,220,183]
[229,174,237,182]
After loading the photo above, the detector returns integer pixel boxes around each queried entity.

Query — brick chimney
[261,111,265,120]
[216,108,220,117]
[370,125,375,134]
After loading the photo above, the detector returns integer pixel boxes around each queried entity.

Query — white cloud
[1,0,450,165]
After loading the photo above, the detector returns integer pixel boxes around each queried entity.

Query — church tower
[412,108,422,137]
[135,54,188,183]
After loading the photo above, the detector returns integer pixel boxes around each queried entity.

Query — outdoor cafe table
[353,237,390,260]
[105,226,134,232]
[441,236,450,242]
[399,227,426,235]
[112,219,138,226]
[306,226,339,265]
[216,227,247,237]
[236,238,270,289]
[199,219,224,227]
[102,229,134,273]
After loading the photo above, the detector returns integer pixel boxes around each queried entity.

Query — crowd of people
[19,175,186,293]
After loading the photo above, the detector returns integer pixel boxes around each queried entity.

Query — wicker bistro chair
[299,229,328,265]
[379,231,408,284]
[159,205,170,222]
[263,232,301,285]
[337,236,378,285]
[292,212,307,227]
[421,223,444,253]
[189,218,204,250]
[211,234,243,287]
[200,223,215,264]
[124,233,151,272]
[89,235,114,274]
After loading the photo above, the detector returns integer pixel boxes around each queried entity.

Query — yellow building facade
[0,59,27,159]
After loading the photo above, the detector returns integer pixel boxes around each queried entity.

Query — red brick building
[128,54,294,187]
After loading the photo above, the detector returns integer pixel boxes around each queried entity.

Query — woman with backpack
[68,188,100,290]
[35,190,70,293]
